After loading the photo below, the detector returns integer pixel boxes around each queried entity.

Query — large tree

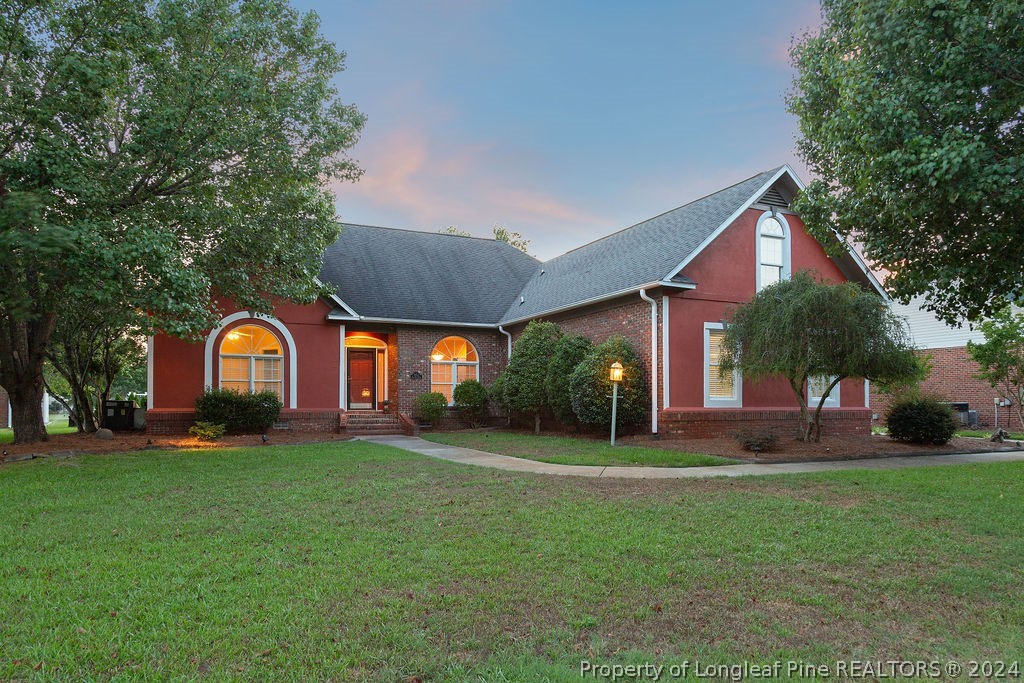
[788,0,1024,324]
[0,0,364,443]
[720,271,920,442]
[967,308,1024,429]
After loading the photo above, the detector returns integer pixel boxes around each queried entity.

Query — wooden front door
[347,349,376,409]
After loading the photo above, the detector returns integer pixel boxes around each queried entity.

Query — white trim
[666,166,793,281]
[146,336,154,410]
[639,289,658,434]
[755,210,792,291]
[204,312,298,409]
[703,322,742,408]
[661,295,670,409]
[864,378,870,409]
[808,375,840,408]
[498,326,513,365]
[501,281,695,327]
[326,314,497,328]
[314,277,359,317]
[338,325,346,409]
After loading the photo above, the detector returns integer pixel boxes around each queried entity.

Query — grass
[0,422,78,444]
[1,441,1021,681]
[958,429,1024,440]
[423,430,734,467]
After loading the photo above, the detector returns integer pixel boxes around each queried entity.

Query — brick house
[148,166,885,436]
[869,298,1022,431]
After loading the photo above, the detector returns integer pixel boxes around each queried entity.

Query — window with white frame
[704,323,741,407]
[219,325,283,399]
[430,336,479,404]
[756,212,791,291]
[807,375,840,408]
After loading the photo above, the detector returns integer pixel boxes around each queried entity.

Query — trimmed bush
[504,320,563,433]
[545,334,594,426]
[489,373,511,425]
[886,396,958,445]
[569,336,648,432]
[189,421,226,441]
[453,379,489,427]
[734,429,778,453]
[413,392,448,426]
[194,388,282,433]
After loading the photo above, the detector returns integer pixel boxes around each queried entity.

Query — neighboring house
[1,386,8,429]
[871,298,1021,431]
[148,165,883,437]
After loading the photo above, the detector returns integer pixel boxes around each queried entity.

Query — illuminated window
[430,336,479,404]
[704,323,741,407]
[808,375,840,408]
[219,325,283,399]
[756,212,791,291]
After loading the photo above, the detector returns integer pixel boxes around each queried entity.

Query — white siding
[889,297,984,350]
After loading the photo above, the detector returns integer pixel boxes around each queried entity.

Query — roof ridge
[341,221,526,246]
[542,167,782,263]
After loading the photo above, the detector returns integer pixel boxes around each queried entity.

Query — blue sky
[293,0,822,260]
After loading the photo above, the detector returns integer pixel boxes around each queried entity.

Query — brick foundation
[660,408,872,439]
[869,346,1022,430]
[146,408,346,435]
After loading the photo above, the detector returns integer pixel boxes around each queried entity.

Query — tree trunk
[71,383,98,433]
[8,376,47,444]
[534,412,541,435]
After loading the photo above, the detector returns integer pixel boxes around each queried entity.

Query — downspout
[639,289,658,435]
[498,326,513,365]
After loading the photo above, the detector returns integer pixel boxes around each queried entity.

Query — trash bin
[103,400,135,430]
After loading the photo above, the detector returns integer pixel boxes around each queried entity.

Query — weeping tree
[720,271,919,442]
[0,0,364,443]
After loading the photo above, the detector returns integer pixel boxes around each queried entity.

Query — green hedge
[886,396,958,445]
[453,379,489,427]
[194,389,282,434]
[413,392,448,426]
[569,336,647,432]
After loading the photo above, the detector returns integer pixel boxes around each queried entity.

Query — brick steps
[345,411,403,436]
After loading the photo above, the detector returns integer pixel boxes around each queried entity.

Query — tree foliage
[967,307,1024,429]
[545,334,593,426]
[788,0,1024,323]
[0,0,364,443]
[491,226,530,254]
[453,379,489,428]
[569,336,647,433]
[721,271,919,441]
[504,320,561,434]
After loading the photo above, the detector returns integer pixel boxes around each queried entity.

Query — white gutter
[498,326,513,365]
[501,280,695,326]
[639,288,658,435]
[324,313,498,329]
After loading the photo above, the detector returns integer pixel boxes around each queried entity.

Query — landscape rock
[95,428,114,440]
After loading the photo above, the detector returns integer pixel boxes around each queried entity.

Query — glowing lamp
[609,361,624,383]
[431,353,444,361]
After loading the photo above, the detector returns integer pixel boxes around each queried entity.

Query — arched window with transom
[430,336,479,404]
[756,212,791,291]
[219,325,284,399]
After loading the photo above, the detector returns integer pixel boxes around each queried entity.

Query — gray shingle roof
[319,224,540,324]
[318,167,787,326]
[498,167,781,323]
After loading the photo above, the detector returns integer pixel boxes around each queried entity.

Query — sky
[292,0,823,260]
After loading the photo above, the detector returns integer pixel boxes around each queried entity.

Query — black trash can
[103,400,135,430]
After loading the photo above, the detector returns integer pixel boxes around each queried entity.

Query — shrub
[189,421,226,441]
[194,388,282,433]
[413,392,448,426]
[504,320,563,433]
[453,379,489,427]
[489,373,511,425]
[886,396,958,445]
[569,336,648,432]
[734,429,778,453]
[545,334,594,426]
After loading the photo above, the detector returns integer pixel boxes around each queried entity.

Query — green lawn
[0,422,78,444]
[958,429,1024,440]
[2,442,1022,681]
[423,430,734,467]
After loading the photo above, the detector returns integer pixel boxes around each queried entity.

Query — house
[147,165,884,437]
[870,298,1022,431]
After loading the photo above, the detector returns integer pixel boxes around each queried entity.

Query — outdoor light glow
[431,352,444,361]
[609,361,624,383]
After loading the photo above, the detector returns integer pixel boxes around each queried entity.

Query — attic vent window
[758,186,790,208]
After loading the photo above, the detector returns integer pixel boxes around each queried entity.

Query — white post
[610,381,619,446]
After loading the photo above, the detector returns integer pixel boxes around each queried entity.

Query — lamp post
[609,361,623,445]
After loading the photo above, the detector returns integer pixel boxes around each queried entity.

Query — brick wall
[661,408,872,439]
[0,385,9,429]
[146,408,345,435]
[869,346,1022,430]
[394,326,508,414]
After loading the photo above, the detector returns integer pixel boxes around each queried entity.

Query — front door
[348,349,376,409]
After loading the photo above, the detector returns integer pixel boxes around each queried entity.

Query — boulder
[94,428,114,440]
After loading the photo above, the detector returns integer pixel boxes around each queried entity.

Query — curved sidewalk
[357,435,1024,479]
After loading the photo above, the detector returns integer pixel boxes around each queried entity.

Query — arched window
[757,212,791,290]
[220,325,283,399]
[430,336,479,404]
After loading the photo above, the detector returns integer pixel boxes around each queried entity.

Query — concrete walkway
[357,434,1024,479]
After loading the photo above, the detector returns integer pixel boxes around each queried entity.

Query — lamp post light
[609,361,624,446]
